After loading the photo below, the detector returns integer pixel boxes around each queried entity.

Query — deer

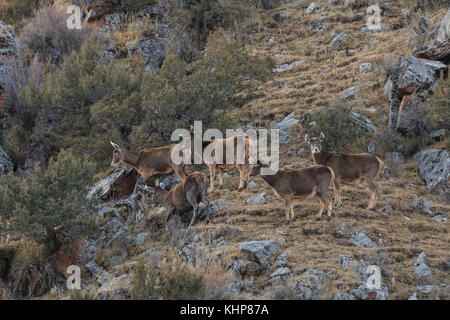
[250,161,338,223]
[305,132,384,210]
[110,141,187,188]
[154,172,210,231]
[187,127,255,192]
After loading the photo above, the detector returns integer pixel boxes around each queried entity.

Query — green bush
[0,0,43,29]
[427,75,449,149]
[131,260,205,300]
[303,102,367,153]
[0,149,98,246]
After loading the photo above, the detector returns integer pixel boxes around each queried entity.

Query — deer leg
[186,190,199,228]
[208,165,216,192]
[366,179,378,210]
[290,201,295,221]
[173,164,186,180]
[218,167,225,189]
[202,196,211,224]
[237,165,247,191]
[283,195,292,224]
[334,178,342,207]
[165,207,176,232]
[316,194,326,220]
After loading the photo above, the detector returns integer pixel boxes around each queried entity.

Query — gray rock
[412,197,433,215]
[85,260,111,285]
[135,232,149,245]
[368,40,379,48]
[414,149,449,200]
[239,240,278,266]
[208,200,229,213]
[269,267,292,282]
[340,86,359,100]
[349,230,378,248]
[88,166,130,199]
[270,112,300,130]
[295,280,313,300]
[414,263,434,285]
[272,61,302,73]
[334,221,356,238]
[350,112,377,133]
[416,285,433,294]
[0,146,13,175]
[246,193,266,205]
[415,252,428,266]
[305,2,316,14]
[338,255,357,268]
[247,181,257,188]
[359,62,373,73]
[301,267,333,298]
[436,9,450,42]
[378,205,393,215]
[333,292,354,300]
[274,250,289,267]
[351,283,389,300]
[330,32,346,49]
[430,129,446,139]
[408,292,418,300]
[159,173,181,189]
[432,214,447,222]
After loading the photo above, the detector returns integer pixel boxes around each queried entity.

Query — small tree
[0,149,98,251]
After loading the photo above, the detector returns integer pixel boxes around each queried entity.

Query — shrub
[427,75,450,149]
[0,0,43,29]
[303,102,367,153]
[130,260,158,300]
[8,242,58,298]
[0,149,98,250]
[20,5,94,65]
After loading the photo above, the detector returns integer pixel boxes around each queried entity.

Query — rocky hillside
[0,0,449,300]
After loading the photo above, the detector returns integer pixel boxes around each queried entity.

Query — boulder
[349,230,378,248]
[350,112,377,133]
[414,40,450,64]
[351,283,389,300]
[413,149,449,202]
[330,32,346,49]
[359,62,373,73]
[338,255,357,268]
[412,197,433,215]
[436,9,450,42]
[333,292,354,300]
[414,263,434,285]
[339,86,358,100]
[305,2,316,14]
[245,193,266,205]
[239,240,278,266]
[272,61,302,73]
[0,145,13,175]
[268,267,292,283]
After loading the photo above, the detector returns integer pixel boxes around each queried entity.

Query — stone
[270,112,299,130]
[436,9,450,42]
[408,292,418,300]
[415,252,428,266]
[413,149,449,200]
[359,62,373,73]
[159,172,181,189]
[416,285,433,294]
[412,197,433,215]
[430,129,446,139]
[351,283,389,300]
[272,61,302,73]
[330,32,346,49]
[301,267,333,298]
[295,280,313,300]
[350,112,377,133]
[368,40,379,48]
[247,181,257,188]
[230,259,260,277]
[414,40,450,63]
[135,232,149,245]
[339,86,359,100]
[305,2,316,14]
[414,263,434,285]
[96,274,131,300]
[334,221,356,238]
[432,214,447,222]
[239,240,278,266]
[85,260,112,285]
[333,292,354,300]
[338,255,357,268]
[88,166,134,200]
[396,94,429,134]
[269,267,292,282]
[0,145,13,175]
[349,230,378,248]
[261,0,280,10]
[245,193,266,205]
[274,250,289,267]
[378,205,393,215]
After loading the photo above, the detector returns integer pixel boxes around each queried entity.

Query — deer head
[110,141,124,167]
[305,132,324,154]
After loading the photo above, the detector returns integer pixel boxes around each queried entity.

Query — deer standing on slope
[305,132,384,210]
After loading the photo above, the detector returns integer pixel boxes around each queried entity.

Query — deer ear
[305,134,310,143]
[110,141,121,150]
[189,125,194,134]
[319,132,325,141]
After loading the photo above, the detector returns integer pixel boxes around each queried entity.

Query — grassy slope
[85,0,449,300]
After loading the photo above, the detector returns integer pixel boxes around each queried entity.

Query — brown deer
[250,161,338,222]
[110,142,186,187]
[187,127,255,192]
[305,132,384,210]
[154,172,210,230]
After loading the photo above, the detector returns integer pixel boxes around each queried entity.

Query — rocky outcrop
[0,20,16,108]
[414,149,449,202]
[239,240,278,267]
[436,9,450,43]
[0,145,13,175]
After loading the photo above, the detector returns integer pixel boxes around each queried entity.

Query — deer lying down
[154,172,210,230]
[250,161,338,223]
[305,132,384,209]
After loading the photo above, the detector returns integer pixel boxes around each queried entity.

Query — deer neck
[312,150,330,165]
[260,173,276,187]
[122,149,140,168]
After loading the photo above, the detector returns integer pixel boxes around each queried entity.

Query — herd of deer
[110,130,384,229]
